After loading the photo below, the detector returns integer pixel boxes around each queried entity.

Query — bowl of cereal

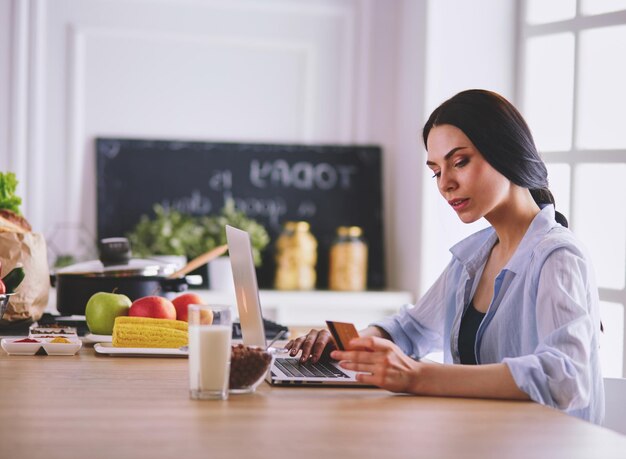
[229,344,274,394]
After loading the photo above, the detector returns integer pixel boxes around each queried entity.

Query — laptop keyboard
[275,358,350,379]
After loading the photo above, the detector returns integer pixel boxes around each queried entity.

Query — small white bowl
[1,338,43,355]
[42,339,82,356]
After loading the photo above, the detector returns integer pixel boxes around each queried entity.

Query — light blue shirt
[373,205,604,423]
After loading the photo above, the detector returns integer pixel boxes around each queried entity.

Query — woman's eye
[454,158,468,168]
[431,171,441,179]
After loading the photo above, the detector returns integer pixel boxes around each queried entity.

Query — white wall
[384,0,428,294]
[0,0,10,168]
[0,0,517,300]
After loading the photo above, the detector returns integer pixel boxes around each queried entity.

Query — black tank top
[458,302,486,365]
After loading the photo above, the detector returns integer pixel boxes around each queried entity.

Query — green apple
[85,292,132,335]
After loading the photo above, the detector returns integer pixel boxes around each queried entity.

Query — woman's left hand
[330,336,422,393]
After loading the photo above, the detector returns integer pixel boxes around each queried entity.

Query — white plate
[94,343,188,357]
[29,324,78,339]
[1,338,43,355]
[82,333,113,344]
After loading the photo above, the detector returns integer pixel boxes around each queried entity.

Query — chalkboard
[96,138,384,289]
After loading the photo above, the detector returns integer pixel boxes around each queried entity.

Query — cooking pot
[51,238,203,316]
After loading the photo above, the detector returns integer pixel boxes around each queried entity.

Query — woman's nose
[438,170,456,192]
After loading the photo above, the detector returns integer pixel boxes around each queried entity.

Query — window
[518,2,626,377]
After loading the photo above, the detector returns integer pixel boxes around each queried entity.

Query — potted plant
[127,205,203,261]
[195,199,270,267]
[127,199,270,288]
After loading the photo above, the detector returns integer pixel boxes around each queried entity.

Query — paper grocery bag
[0,231,50,323]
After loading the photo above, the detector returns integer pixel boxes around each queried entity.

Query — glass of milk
[188,304,232,400]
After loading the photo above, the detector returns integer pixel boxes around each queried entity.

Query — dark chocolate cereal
[229,344,272,389]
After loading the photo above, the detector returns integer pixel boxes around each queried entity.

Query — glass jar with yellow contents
[329,226,368,291]
[274,221,317,290]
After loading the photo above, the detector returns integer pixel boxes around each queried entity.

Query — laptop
[225,224,364,386]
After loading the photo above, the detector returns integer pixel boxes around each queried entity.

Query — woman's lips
[449,198,469,212]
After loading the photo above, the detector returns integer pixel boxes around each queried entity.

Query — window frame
[515,1,626,377]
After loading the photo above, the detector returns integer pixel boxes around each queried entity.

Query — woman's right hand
[284,329,336,364]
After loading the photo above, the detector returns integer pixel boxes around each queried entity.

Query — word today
[250,160,357,191]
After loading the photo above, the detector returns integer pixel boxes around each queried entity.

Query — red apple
[128,296,176,320]
[172,293,205,322]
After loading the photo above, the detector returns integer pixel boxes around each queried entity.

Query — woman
[285,89,604,424]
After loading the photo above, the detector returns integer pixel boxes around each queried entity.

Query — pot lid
[55,237,182,277]
[55,257,178,278]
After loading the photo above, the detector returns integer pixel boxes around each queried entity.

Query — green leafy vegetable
[197,199,270,266]
[0,172,22,214]
[127,199,270,266]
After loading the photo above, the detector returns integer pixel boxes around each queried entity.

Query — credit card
[325,320,359,351]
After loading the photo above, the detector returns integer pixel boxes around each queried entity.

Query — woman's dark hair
[422,89,568,227]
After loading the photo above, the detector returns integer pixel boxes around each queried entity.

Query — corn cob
[114,316,188,331]
[112,316,188,348]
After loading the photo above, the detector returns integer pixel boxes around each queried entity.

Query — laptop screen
[225,225,267,349]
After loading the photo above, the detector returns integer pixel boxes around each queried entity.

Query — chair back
[604,377,626,435]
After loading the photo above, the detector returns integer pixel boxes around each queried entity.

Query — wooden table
[1,345,625,459]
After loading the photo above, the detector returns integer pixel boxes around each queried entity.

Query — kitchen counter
[194,288,414,328]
